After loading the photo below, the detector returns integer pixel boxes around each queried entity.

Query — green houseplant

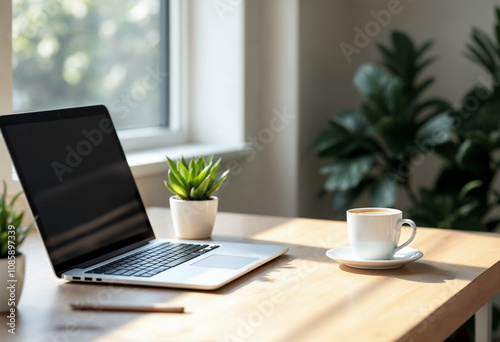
[409,8,500,234]
[165,155,229,239]
[315,31,452,212]
[0,181,34,312]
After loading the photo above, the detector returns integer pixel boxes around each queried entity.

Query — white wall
[136,0,300,217]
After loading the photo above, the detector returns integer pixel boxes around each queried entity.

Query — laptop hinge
[65,239,152,273]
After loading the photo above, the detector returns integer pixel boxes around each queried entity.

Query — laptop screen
[0,105,155,276]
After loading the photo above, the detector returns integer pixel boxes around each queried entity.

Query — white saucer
[326,246,423,270]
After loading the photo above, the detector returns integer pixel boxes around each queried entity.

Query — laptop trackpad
[191,255,258,270]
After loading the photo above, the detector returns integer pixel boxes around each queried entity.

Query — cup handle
[394,219,417,252]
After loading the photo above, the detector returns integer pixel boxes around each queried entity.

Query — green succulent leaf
[168,170,189,198]
[180,156,189,169]
[193,163,212,188]
[208,158,221,188]
[165,155,229,200]
[207,170,230,197]
[178,161,190,181]
[166,157,185,187]
[191,175,211,200]
[194,156,204,174]
[164,180,177,195]
[205,155,214,166]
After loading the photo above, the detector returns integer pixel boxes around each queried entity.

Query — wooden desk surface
[2,208,500,342]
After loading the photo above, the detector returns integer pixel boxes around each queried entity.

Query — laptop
[0,105,288,290]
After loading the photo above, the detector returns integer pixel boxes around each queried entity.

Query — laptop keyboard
[86,242,219,277]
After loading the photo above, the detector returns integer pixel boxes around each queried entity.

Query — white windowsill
[126,143,252,178]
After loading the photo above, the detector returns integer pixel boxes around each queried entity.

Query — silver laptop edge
[63,239,288,290]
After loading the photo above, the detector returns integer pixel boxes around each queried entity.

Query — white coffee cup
[347,207,417,260]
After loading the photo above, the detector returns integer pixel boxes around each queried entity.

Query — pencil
[70,302,185,313]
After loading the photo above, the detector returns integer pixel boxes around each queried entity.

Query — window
[12,0,169,131]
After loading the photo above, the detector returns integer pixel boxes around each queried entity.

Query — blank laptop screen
[0,106,154,276]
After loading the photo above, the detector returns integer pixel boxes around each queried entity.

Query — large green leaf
[417,113,453,145]
[374,116,416,157]
[332,110,370,135]
[370,177,398,207]
[314,123,350,153]
[353,64,403,115]
[322,155,376,192]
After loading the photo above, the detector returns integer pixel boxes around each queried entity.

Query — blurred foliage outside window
[12,0,165,130]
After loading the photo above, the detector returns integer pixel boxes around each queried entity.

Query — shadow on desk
[339,261,486,284]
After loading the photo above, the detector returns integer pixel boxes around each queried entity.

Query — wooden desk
[2,208,500,342]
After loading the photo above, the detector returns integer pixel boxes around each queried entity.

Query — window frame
[118,0,188,152]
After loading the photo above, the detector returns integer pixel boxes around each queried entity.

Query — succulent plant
[164,155,230,200]
[0,181,34,258]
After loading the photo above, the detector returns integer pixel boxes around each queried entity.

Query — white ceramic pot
[169,196,218,239]
[0,254,25,312]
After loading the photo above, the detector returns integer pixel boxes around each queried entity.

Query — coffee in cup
[347,207,417,260]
